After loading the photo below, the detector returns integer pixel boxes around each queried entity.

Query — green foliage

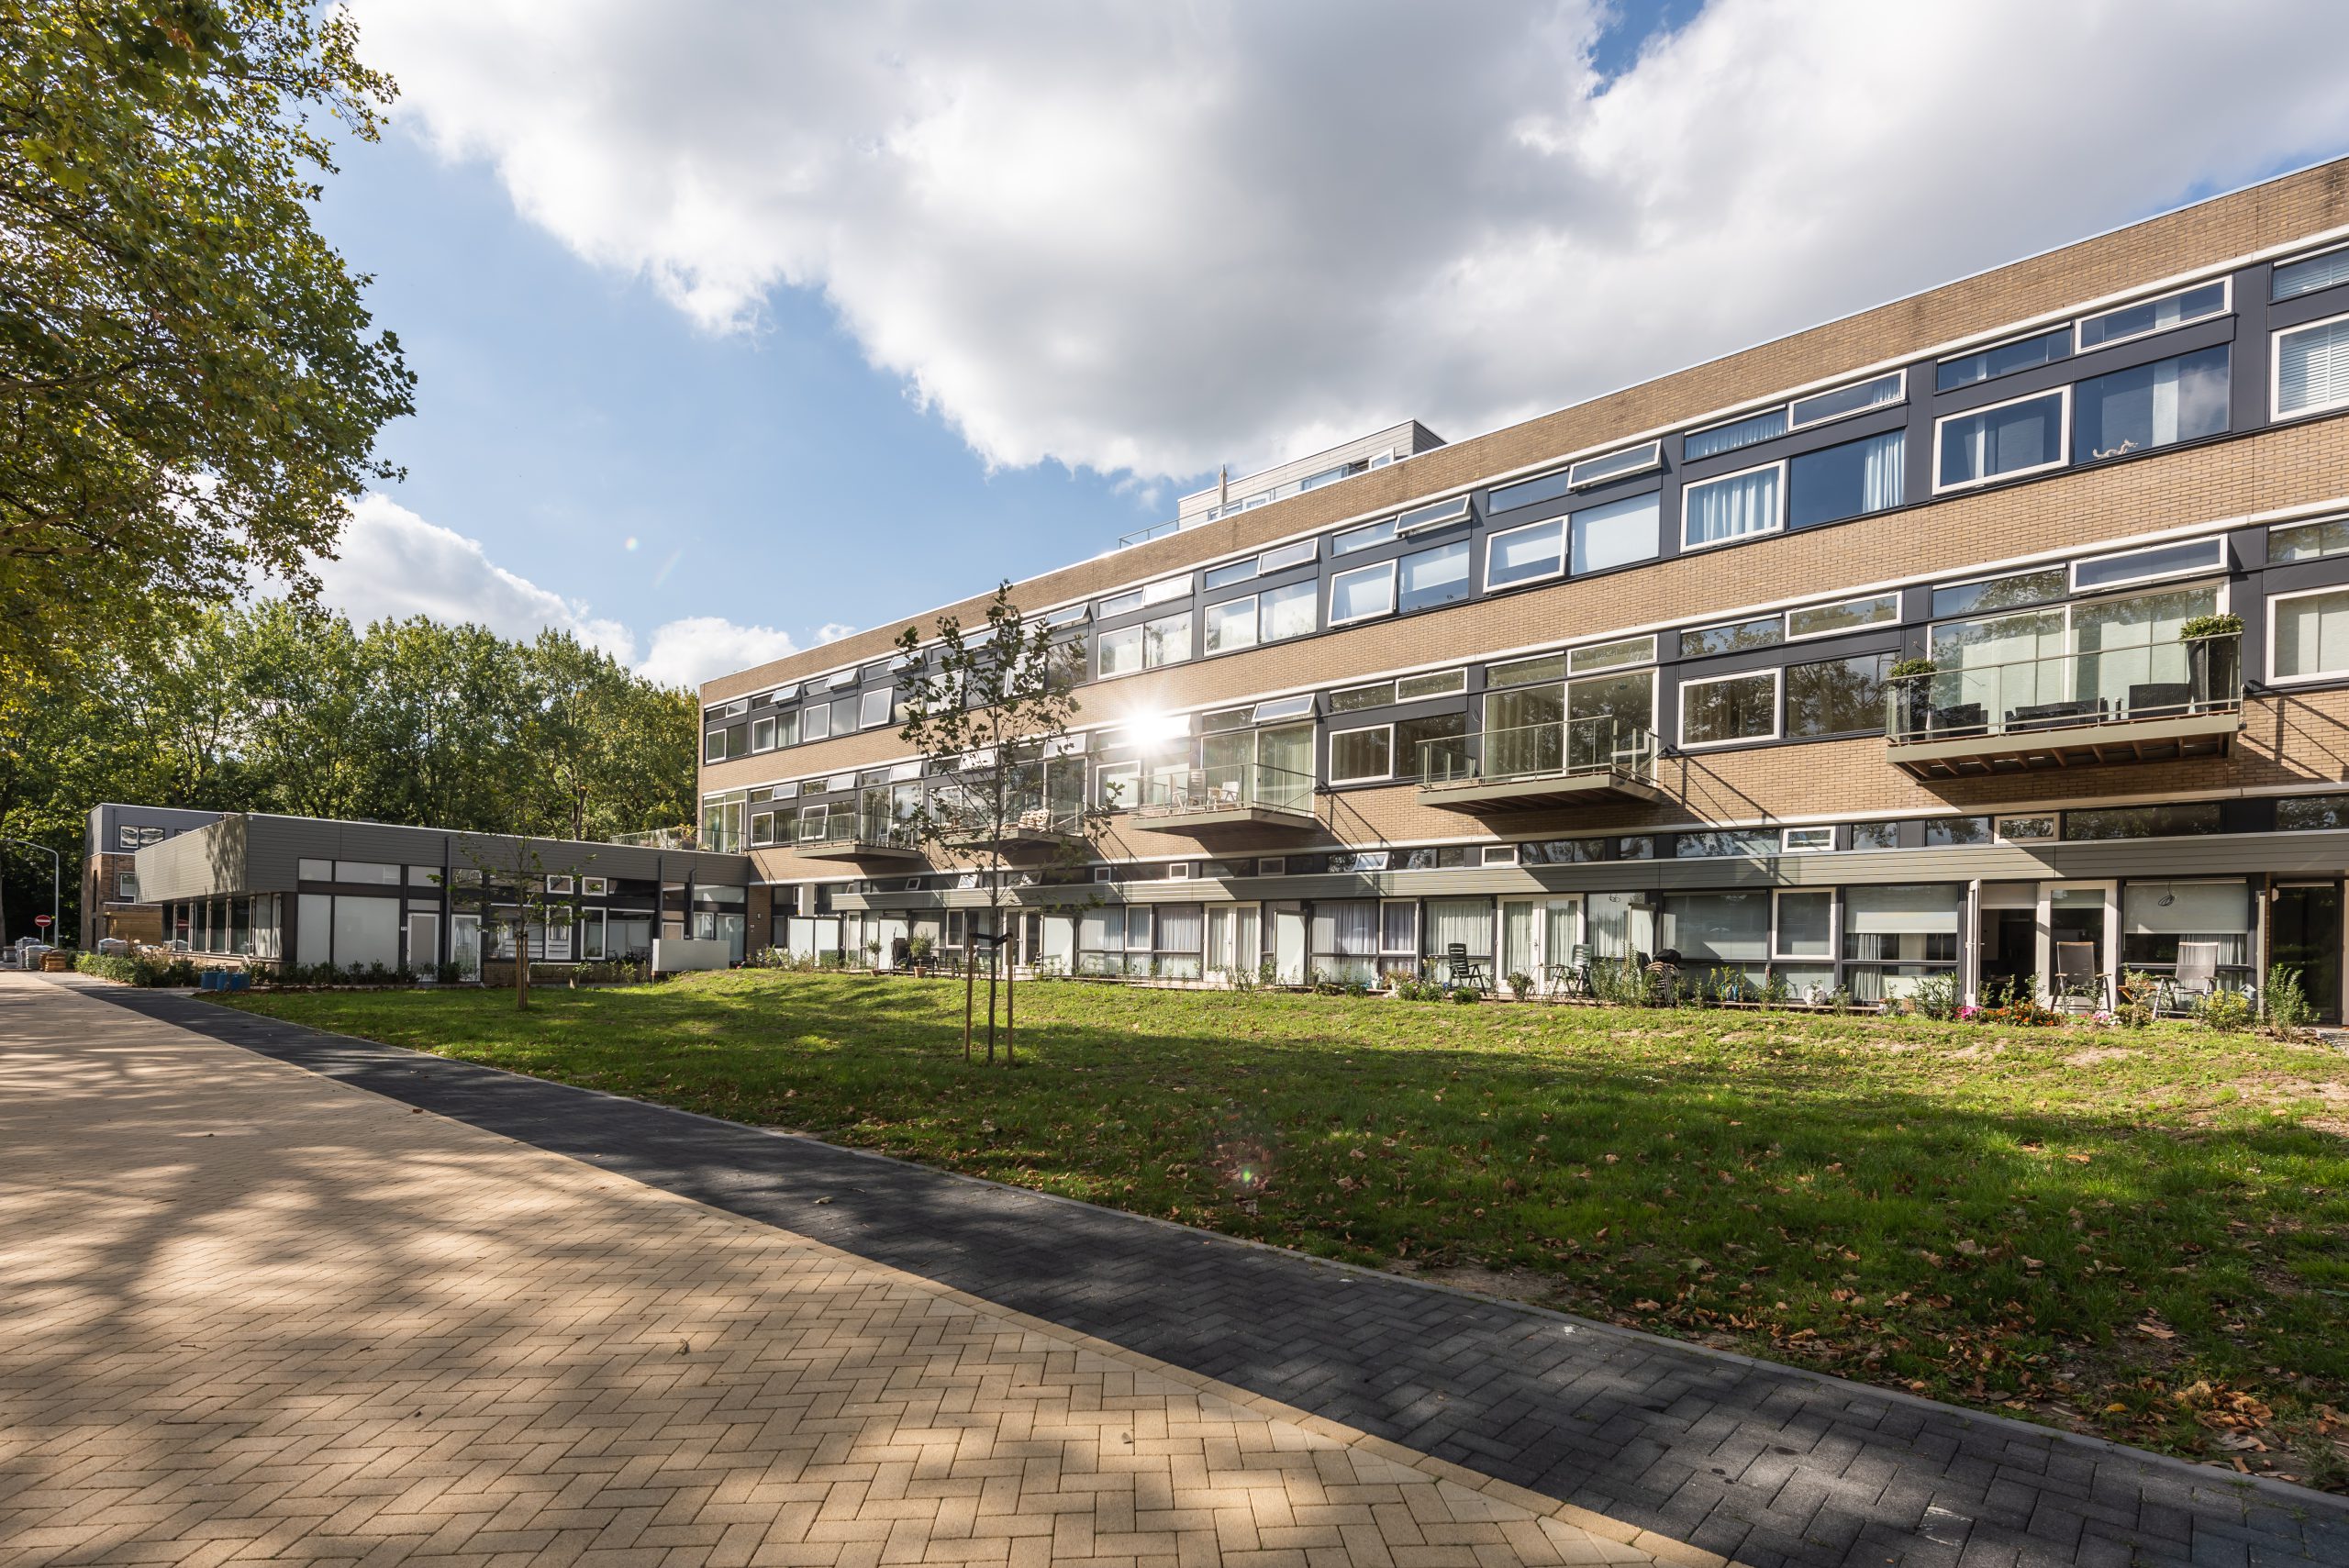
[2178,613,2243,641]
[74,950,195,986]
[1449,986,1481,1005]
[1506,971,1533,999]
[1887,657,1937,679]
[219,973,2349,1485]
[2193,987,2255,1033]
[0,0,414,679]
[2264,964,2312,1031]
[1909,972,1961,1021]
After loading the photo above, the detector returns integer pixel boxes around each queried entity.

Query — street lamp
[1,836,61,947]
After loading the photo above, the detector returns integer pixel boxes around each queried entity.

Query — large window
[1842,884,1961,1003]
[1097,625,1142,678]
[2072,346,2228,462]
[2121,881,2252,976]
[2275,244,2349,302]
[1679,670,1778,747]
[1936,389,2065,490]
[1659,892,1770,983]
[1937,326,2070,392]
[2076,281,2227,351]
[1397,541,1472,612]
[1788,430,1904,529]
[1421,896,1494,971]
[1572,492,1660,573]
[1486,517,1564,589]
[1310,899,1381,986]
[1141,611,1191,668]
[1398,713,1468,781]
[1261,580,1316,642]
[1329,562,1395,625]
[2275,315,2349,418]
[1682,465,1781,549]
[1785,653,1888,738]
[2271,586,2349,683]
[859,687,894,728]
[1932,583,2218,719]
[1205,596,1257,654]
[1328,726,1393,784]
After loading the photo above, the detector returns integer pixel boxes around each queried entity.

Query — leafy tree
[445,837,595,1011]
[893,583,1098,1063]
[0,0,414,678]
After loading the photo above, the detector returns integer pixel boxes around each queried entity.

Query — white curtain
[2279,318,2349,415]
[1859,430,1905,512]
[1682,469,1778,546]
[2275,589,2349,680]
[1155,903,1204,954]
[1423,897,1494,960]
[1311,900,1378,957]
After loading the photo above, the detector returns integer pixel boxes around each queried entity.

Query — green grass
[217,971,2349,1488]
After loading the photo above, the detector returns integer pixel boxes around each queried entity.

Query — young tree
[444,836,595,1011]
[0,0,415,679]
[894,584,1098,1063]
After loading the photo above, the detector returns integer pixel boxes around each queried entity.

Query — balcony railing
[1135,763,1316,823]
[796,816,923,855]
[1885,632,2243,777]
[611,826,696,851]
[1417,717,1660,810]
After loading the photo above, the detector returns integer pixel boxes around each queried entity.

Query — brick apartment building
[696,160,2349,1018]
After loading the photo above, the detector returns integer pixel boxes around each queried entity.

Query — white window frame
[1483,515,1568,591]
[1567,440,1663,489]
[1098,588,1143,617]
[1772,888,1838,962]
[1482,845,1520,865]
[1780,827,1832,853]
[1252,695,1315,722]
[1096,624,1143,680]
[801,705,830,742]
[1679,461,1785,551]
[1167,862,1192,881]
[1934,324,2072,392]
[2266,583,2349,685]
[1677,667,1783,751]
[859,688,893,729]
[1204,595,1259,655]
[2274,241,2349,302]
[1327,723,1396,785]
[1258,856,1287,875]
[1994,814,2057,844]
[1258,579,1318,643]
[582,876,607,895]
[2271,311,2349,420]
[1261,539,1318,573]
[704,730,727,763]
[1332,518,1397,556]
[1932,386,2071,495]
[2068,538,2227,595]
[1397,669,1469,700]
[1787,369,1906,432]
[1092,866,1115,884]
[1329,560,1397,626]
[1783,592,1901,642]
[1141,573,1189,606]
[2075,277,2231,355]
[1569,634,1657,673]
[578,908,607,962]
[1094,760,1140,809]
[750,717,775,752]
[1141,610,1191,668]
[1396,495,1472,535]
[546,875,575,895]
[749,811,775,847]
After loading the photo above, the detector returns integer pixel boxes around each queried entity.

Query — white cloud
[311,495,804,690]
[351,0,2349,483]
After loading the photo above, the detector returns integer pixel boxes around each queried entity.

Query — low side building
[81,804,225,949]
[128,812,754,974]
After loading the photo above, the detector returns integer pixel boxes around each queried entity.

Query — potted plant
[1887,657,1936,739]
[2179,613,2243,706]
[907,933,936,975]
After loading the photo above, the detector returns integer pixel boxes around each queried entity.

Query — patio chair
[2168,941,2221,1012]
[1546,942,1593,997]
[2053,941,2103,1010]
[1443,942,1491,993]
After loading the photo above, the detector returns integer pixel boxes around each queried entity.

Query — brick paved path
[0,974,1676,1568]
[39,982,2349,1568]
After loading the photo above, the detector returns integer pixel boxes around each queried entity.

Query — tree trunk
[985,906,998,1065]
[963,938,974,1062]
[1005,918,1016,1066]
[514,913,530,1010]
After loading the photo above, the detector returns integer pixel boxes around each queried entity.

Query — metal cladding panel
[131,817,250,903]
[173,814,756,893]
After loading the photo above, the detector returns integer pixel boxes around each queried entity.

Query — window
[1568,441,1663,488]
[1680,670,1778,747]
[2275,243,2349,302]
[1329,726,1393,784]
[1488,468,1570,515]
[1397,541,1472,611]
[2076,280,2227,351]
[1330,562,1396,624]
[1571,492,1659,573]
[1397,670,1466,700]
[2278,793,2349,830]
[545,875,575,895]
[1781,827,1832,853]
[1252,695,1314,722]
[1659,891,1771,979]
[1328,681,1394,713]
[1842,884,1962,1003]
[2270,517,2349,562]
[1205,596,1258,654]
[1775,889,1833,957]
[1260,580,1316,642]
[1098,588,1142,617]
[1332,518,1397,555]
[1682,464,1781,547]
[2065,802,2222,840]
[1202,706,1251,731]
[117,871,139,898]
[1093,761,1138,809]
[1925,817,1991,847]
[705,729,728,763]
[859,688,893,728]
[1675,830,1776,859]
[583,876,608,895]
[1937,326,2071,392]
[2270,586,2349,682]
[2121,880,2253,973]
[2073,345,2229,462]
[1482,844,1519,865]
[1932,566,2066,619]
[801,704,830,742]
[336,862,400,884]
[749,811,775,847]
[1995,815,2056,842]
[1397,713,1468,781]
[1421,896,1494,969]
[1486,517,1565,589]
[1310,900,1383,986]
[1204,558,1257,590]
[298,858,331,881]
[1097,625,1142,678]
[1141,612,1190,667]
[1788,430,1904,529]
[1685,408,1787,461]
[1849,821,1901,851]
[1785,653,1888,738]
[1488,652,1564,686]
[2071,537,2224,592]
[1787,592,1898,639]
[1570,635,1655,673]
[2275,315,2349,417]
[751,717,776,751]
[1788,371,1904,429]
[1680,616,1779,658]
[1936,389,2066,490]
[1397,495,1472,534]
[1381,901,1419,961]
[1261,539,1316,573]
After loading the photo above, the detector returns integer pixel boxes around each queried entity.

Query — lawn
[216,971,2349,1488]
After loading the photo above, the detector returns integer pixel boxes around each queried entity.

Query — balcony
[1886,632,2243,780]
[1417,717,1661,813]
[794,817,926,862]
[1133,764,1318,833]
[944,805,1085,858]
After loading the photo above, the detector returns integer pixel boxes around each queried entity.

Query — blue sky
[311,1,2349,688]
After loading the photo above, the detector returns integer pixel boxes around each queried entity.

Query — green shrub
[2193,987,2256,1033]
[1449,986,1481,1005]
[2264,963,2312,1031]
[2178,612,2243,640]
[75,951,202,987]
[1909,972,1961,1021]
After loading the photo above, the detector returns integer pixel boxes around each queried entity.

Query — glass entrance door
[2036,882,2115,1007]
[451,914,481,980]
[406,911,440,976]
[1207,903,1261,983]
[1269,903,1307,984]
[2271,884,2343,1026]
[1499,897,1582,991]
